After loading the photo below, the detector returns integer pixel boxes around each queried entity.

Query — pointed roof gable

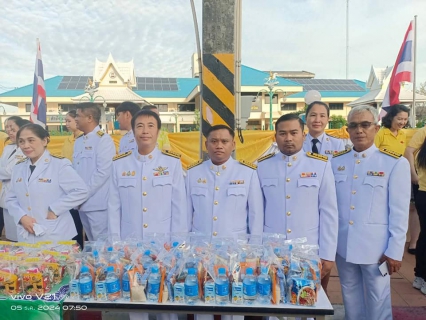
[94,54,136,87]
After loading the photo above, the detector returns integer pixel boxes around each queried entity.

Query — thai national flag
[380,21,414,119]
[30,38,47,127]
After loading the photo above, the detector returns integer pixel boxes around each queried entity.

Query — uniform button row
[213,231,218,236]
[215,187,219,191]
[214,201,218,205]
[350,205,355,210]
[286,195,291,199]
[143,192,147,196]
[349,221,354,225]
[143,223,148,228]
[143,208,147,212]
[213,216,218,221]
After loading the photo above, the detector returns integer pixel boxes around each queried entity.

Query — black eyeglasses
[347,121,376,130]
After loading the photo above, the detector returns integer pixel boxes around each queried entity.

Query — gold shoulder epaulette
[333,149,351,158]
[380,148,402,159]
[76,132,84,139]
[51,154,65,159]
[162,150,181,159]
[113,151,132,161]
[97,130,105,137]
[257,153,274,163]
[16,158,28,165]
[239,159,257,170]
[187,159,203,170]
[306,152,328,162]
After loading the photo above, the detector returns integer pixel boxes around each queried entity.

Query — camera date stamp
[10,304,88,311]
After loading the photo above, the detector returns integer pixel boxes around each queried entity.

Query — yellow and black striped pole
[202,0,235,139]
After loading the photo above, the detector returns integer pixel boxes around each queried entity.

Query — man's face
[75,109,90,132]
[133,115,159,151]
[275,119,305,155]
[347,111,379,152]
[205,129,235,165]
[116,111,131,131]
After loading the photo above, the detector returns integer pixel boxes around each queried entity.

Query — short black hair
[275,113,304,131]
[206,125,235,139]
[17,123,50,144]
[131,109,162,130]
[66,110,77,118]
[116,101,140,117]
[142,105,158,111]
[306,101,330,117]
[381,104,410,129]
[76,102,101,124]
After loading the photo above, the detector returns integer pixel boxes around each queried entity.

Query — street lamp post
[58,107,63,134]
[0,106,6,131]
[254,72,285,130]
[78,79,108,131]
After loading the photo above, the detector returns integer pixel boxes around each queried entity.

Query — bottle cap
[93,250,99,257]
[107,266,114,272]
[151,265,159,273]
[218,268,226,275]
[188,268,196,275]
[107,247,113,252]
[172,241,179,248]
[246,268,253,275]
[144,250,151,255]
[81,266,89,273]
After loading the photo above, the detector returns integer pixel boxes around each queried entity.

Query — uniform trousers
[3,208,17,241]
[336,254,392,320]
[414,190,426,280]
[79,210,108,241]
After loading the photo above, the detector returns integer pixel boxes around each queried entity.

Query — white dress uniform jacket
[257,149,338,261]
[6,151,89,243]
[73,126,116,211]
[303,132,345,156]
[331,145,411,264]
[186,157,264,238]
[108,148,188,240]
[118,130,137,154]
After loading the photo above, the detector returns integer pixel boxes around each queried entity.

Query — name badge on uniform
[153,166,169,176]
[197,178,207,184]
[122,171,136,176]
[300,172,317,178]
[38,178,52,183]
[367,171,385,177]
[85,146,93,150]
[230,180,244,185]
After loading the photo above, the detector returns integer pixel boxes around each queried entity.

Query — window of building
[154,104,168,112]
[59,104,78,112]
[25,104,31,112]
[329,103,344,110]
[180,124,196,132]
[281,103,297,111]
[264,94,278,104]
[178,104,195,112]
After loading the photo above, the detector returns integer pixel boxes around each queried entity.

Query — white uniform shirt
[331,145,410,264]
[73,126,116,212]
[108,148,188,239]
[303,132,345,156]
[6,151,88,243]
[186,157,264,238]
[0,144,25,207]
[118,130,137,154]
[257,149,339,261]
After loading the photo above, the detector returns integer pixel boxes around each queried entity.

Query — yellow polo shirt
[408,127,426,191]
[374,127,406,155]
[61,132,83,162]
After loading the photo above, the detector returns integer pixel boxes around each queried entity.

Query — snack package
[288,278,316,306]
[128,263,145,302]
[42,250,67,284]
[21,257,51,296]
[0,255,21,295]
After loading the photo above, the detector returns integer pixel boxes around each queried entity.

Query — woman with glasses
[0,116,30,241]
[303,101,345,156]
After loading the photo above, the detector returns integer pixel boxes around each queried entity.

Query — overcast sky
[0,0,424,93]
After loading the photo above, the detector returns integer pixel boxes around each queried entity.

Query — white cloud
[0,0,425,92]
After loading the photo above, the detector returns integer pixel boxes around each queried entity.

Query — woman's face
[391,111,409,131]
[306,103,329,136]
[65,114,78,132]
[18,128,47,163]
[6,120,20,143]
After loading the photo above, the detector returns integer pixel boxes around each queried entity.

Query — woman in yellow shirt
[375,104,410,154]
[61,110,84,247]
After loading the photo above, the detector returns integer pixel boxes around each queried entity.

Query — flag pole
[412,15,417,127]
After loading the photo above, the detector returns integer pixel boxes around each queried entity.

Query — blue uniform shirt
[119,130,137,154]
[186,157,264,238]
[108,148,188,239]
[257,148,338,261]
[73,126,116,211]
[303,132,345,156]
[331,145,410,264]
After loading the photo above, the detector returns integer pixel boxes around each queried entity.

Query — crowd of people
[0,101,424,320]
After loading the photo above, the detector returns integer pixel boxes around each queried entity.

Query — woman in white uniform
[0,116,30,241]
[6,124,89,243]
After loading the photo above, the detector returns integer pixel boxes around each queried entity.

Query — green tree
[193,108,200,130]
[329,115,347,129]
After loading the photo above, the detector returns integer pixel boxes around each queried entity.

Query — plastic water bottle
[184,268,199,305]
[79,266,93,301]
[243,267,257,305]
[257,266,271,304]
[142,250,152,271]
[105,266,121,301]
[147,265,161,302]
[122,265,131,300]
[215,267,229,305]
